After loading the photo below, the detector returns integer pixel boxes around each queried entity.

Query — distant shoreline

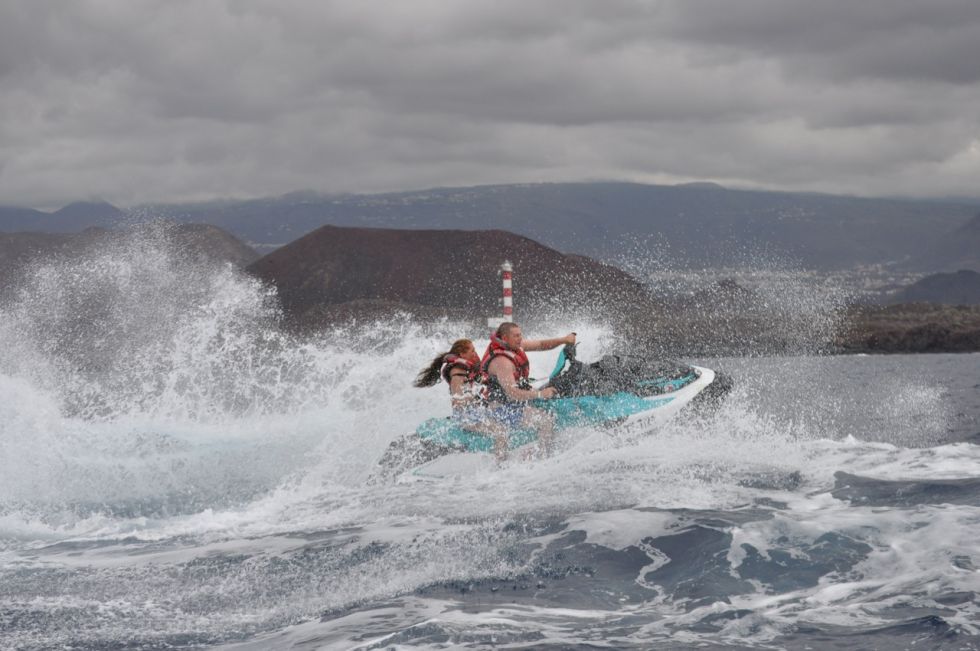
[279,300,980,356]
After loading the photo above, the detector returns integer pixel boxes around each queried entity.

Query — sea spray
[0,224,342,521]
[614,235,852,356]
[1,230,976,649]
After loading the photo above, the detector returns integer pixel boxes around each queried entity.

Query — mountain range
[3,183,978,272]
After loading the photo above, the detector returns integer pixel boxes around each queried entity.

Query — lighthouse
[487,260,513,328]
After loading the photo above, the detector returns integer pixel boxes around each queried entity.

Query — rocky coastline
[837,303,980,354]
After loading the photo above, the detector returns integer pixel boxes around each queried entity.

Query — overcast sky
[2,0,979,208]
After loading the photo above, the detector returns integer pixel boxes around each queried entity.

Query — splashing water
[1,230,977,649]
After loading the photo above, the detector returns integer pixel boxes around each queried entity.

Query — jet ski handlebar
[563,342,578,362]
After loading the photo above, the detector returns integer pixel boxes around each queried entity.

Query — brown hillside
[247,226,647,325]
[838,303,980,353]
[0,223,259,290]
[0,232,72,280]
[0,229,106,288]
[171,223,261,268]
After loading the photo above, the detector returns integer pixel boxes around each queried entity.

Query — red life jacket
[480,333,530,382]
[440,354,479,385]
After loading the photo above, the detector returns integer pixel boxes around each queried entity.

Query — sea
[1,231,979,650]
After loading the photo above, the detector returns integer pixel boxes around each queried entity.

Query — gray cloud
[655,1,980,83]
[1,0,979,207]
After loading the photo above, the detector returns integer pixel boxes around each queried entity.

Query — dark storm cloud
[1,0,978,207]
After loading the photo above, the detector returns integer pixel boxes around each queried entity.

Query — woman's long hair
[414,339,473,388]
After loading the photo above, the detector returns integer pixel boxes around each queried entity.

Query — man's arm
[523,332,576,352]
[488,357,556,401]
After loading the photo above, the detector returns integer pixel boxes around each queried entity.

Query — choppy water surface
[1,231,978,650]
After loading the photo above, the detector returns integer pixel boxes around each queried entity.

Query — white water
[1,229,978,649]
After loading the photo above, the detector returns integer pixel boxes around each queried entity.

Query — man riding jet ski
[478,323,575,458]
[377,327,733,481]
[410,324,574,460]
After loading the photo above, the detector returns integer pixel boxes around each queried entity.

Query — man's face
[502,326,523,349]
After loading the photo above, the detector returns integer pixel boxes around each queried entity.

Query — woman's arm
[449,373,476,407]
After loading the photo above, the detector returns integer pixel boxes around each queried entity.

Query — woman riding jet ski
[412,325,575,460]
[378,328,733,481]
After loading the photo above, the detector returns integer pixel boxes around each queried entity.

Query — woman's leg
[459,421,508,461]
[522,406,556,455]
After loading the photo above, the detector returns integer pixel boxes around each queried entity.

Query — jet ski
[378,344,733,481]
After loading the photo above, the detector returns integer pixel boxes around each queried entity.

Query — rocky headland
[246,225,652,332]
[839,303,980,353]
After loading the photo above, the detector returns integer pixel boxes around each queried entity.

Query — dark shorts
[485,402,525,429]
[453,405,489,427]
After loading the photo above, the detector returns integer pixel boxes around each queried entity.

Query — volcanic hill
[246,225,648,328]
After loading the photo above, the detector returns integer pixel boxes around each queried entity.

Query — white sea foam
[1,230,976,648]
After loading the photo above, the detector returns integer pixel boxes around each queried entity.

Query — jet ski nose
[692,371,734,413]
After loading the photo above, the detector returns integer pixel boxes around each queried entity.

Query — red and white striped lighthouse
[487,260,514,328]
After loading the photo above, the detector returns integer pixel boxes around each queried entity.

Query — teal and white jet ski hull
[404,366,716,480]
[378,345,731,481]
[414,366,713,453]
